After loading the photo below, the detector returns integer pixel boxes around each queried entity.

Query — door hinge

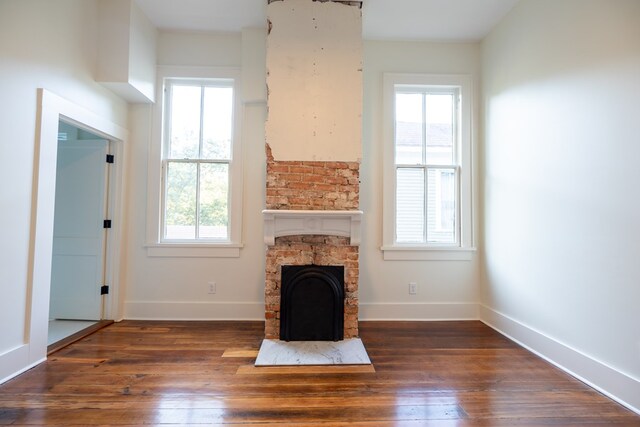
[100,285,109,295]
[106,154,114,164]
[103,219,112,229]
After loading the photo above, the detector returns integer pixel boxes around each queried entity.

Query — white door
[49,139,109,320]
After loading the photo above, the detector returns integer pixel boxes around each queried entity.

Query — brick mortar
[265,235,359,339]
[265,144,360,339]
[266,144,360,210]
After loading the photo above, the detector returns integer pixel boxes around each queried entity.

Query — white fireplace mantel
[262,210,363,246]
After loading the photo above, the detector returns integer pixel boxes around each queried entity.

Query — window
[146,67,243,257]
[382,74,474,260]
[163,80,233,241]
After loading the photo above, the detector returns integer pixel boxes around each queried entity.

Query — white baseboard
[124,301,265,320]
[125,301,480,322]
[358,302,479,320]
[0,344,46,385]
[480,305,640,415]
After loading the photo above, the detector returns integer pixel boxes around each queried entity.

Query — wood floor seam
[0,320,637,425]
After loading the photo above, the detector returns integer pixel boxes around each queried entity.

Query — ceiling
[134,0,520,41]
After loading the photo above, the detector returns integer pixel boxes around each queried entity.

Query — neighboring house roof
[396,121,452,147]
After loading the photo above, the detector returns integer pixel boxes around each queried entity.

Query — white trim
[480,305,640,415]
[146,66,244,255]
[145,243,242,258]
[0,345,37,384]
[262,210,363,246]
[124,301,264,320]
[358,302,479,320]
[381,246,476,261]
[382,73,474,259]
[0,352,45,385]
[23,89,128,380]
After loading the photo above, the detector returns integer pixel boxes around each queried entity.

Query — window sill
[145,243,243,258]
[380,245,476,261]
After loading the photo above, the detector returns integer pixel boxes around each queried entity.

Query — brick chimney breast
[264,0,362,339]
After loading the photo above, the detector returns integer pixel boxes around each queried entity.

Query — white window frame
[146,66,243,257]
[382,73,475,261]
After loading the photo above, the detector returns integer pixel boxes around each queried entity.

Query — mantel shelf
[262,209,363,246]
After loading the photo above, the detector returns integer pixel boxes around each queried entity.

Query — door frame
[28,89,127,364]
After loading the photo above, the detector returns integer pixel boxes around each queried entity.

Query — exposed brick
[344,304,358,314]
[344,329,358,339]
[344,318,358,331]
[285,182,312,190]
[268,164,290,173]
[289,165,313,174]
[278,173,302,182]
[301,173,322,183]
[324,176,349,185]
[264,144,361,338]
[312,166,334,176]
[302,161,327,167]
[276,189,300,197]
[326,162,350,169]
[314,183,337,192]
[288,197,311,205]
[265,295,280,306]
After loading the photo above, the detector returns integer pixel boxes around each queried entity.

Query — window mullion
[198,86,205,159]
[422,93,428,244]
[162,82,172,241]
[195,86,205,240]
[163,83,172,160]
[195,161,201,239]
[161,159,168,239]
[455,89,460,165]
[456,166,461,246]
[422,92,427,165]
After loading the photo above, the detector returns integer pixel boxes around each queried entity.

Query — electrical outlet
[409,282,417,295]
[208,281,216,294]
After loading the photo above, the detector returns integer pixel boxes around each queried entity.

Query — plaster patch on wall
[265,0,362,162]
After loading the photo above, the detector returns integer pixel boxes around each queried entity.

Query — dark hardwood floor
[0,320,638,426]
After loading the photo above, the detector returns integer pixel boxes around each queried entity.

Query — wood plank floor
[0,321,638,426]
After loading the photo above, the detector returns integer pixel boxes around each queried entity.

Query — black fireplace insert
[280,265,344,341]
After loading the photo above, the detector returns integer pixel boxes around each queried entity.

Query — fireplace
[263,0,363,341]
[262,147,362,340]
[280,265,344,341]
[264,234,359,340]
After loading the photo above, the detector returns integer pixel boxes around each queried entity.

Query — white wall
[124,30,267,319]
[97,0,157,103]
[357,40,481,319]
[0,0,127,381]
[481,0,640,411]
[266,0,362,161]
[123,35,481,321]
[157,31,242,67]
[127,0,157,102]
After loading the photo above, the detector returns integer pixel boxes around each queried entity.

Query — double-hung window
[146,67,243,257]
[163,79,233,241]
[382,74,474,260]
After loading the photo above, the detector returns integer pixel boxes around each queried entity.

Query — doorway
[14,88,129,377]
[47,121,112,348]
